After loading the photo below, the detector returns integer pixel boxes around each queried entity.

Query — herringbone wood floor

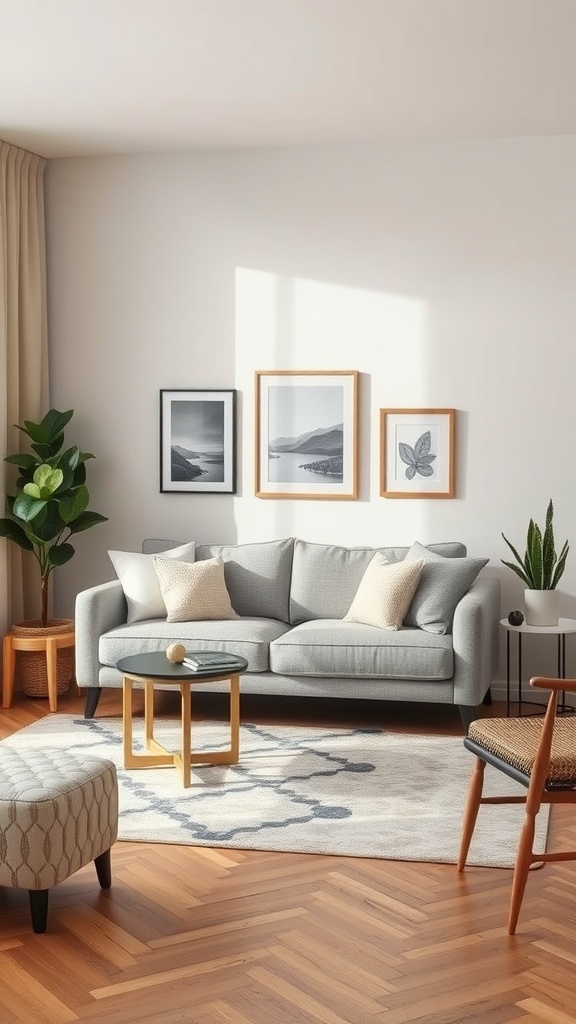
[0,688,575,1024]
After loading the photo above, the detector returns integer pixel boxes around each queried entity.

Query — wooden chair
[457,676,576,935]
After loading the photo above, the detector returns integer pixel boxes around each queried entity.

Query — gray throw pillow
[403,541,489,634]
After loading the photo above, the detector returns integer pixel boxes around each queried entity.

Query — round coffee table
[116,651,248,788]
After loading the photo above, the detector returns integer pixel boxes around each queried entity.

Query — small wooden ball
[166,642,186,664]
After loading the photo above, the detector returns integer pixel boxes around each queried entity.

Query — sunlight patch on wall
[234,267,434,545]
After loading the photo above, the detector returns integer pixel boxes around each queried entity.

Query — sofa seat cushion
[269,620,453,679]
[99,618,291,674]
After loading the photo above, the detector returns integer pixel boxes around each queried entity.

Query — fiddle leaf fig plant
[0,408,107,627]
[501,499,569,591]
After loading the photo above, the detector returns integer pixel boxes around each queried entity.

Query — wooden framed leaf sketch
[380,408,455,498]
[255,370,359,499]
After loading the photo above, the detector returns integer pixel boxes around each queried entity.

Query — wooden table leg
[45,637,58,713]
[122,677,134,766]
[180,682,191,788]
[144,680,154,749]
[2,635,15,709]
[230,675,240,762]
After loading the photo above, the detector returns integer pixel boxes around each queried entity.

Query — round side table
[499,617,576,716]
[116,651,248,788]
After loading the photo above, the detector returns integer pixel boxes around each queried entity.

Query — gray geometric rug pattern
[1,715,550,867]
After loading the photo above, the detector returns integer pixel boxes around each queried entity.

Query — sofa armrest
[75,580,127,688]
[451,575,501,707]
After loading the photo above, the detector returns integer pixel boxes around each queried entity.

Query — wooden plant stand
[2,628,75,712]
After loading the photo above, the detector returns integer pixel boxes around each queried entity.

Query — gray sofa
[75,537,500,729]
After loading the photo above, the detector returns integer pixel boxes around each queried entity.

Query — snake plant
[501,499,569,590]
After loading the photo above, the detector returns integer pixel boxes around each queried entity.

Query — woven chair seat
[468,716,576,787]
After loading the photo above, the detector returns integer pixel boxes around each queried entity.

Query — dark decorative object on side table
[507,610,524,626]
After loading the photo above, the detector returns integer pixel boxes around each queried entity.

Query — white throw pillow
[344,553,424,631]
[108,542,196,623]
[153,555,239,622]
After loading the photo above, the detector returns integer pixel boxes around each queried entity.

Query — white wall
[45,136,576,689]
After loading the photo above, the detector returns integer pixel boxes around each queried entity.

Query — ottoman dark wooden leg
[94,848,112,889]
[29,890,49,934]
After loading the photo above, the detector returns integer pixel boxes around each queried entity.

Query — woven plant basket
[13,619,75,698]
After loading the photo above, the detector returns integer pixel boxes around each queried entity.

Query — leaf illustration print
[398,430,437,480]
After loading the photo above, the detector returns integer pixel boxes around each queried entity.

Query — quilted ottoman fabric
[0,747,118,929]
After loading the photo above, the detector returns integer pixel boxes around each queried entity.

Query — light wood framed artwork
[255,370,359,500]
[380,408,455,499]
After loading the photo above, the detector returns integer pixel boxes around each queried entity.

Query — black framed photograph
[255,370,359,499]
[380,407,455,499]
[160,390,237,493]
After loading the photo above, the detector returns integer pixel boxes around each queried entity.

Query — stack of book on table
[183,651,241,671]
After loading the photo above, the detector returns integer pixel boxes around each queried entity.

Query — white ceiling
[2,0,576,159]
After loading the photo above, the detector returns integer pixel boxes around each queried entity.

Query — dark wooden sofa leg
[94,849,112,889]
[458,705,476,732]
[482,687,493,706]
[29,890,49,933]
[84,687,102,719]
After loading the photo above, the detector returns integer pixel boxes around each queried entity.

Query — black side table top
[117,651,248,681]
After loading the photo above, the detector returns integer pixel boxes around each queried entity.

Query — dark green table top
[117,651,248,681]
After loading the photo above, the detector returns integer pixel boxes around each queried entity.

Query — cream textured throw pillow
[153,555,239,622]
[344,553,424,631]
[108,542,196,623]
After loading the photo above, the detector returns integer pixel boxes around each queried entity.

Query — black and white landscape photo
[160,390,236,493]
[267,384,344,484]
[256,371,358,499]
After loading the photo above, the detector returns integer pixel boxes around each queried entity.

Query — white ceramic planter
[524,589,560,627]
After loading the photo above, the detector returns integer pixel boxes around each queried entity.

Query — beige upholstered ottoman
[0,747,118,932]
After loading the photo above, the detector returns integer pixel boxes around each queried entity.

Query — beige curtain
[0,141,49,637]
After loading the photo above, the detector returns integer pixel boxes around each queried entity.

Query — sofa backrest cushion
[195,538,295,622]
[403,540,489,634]
[289,539,467,623]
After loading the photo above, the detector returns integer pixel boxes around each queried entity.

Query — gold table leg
[121,671,241,787]
[2,635,15,709]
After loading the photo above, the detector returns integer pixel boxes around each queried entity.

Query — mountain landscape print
[268,421,344,482]
[160,390,236,493]
[264,380,347,486]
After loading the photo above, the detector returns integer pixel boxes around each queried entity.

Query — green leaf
[33,503,66,541]
[40,408,74,440]
[47,542,75,567]
[0,518,34,550]
[67,510,108,534]
[59,485,89,524]
[526,521,543,589]
[34,464,64,494]
[501,559,531,588]
[551,540,570,589]
[12,494,47,522]
[4,453,38,469]
[31,435,64,461]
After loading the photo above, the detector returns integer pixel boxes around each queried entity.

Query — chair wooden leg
[507,809,537,935]
[457,758,485,871]
[94,849,112,889]
[28,890,49,933]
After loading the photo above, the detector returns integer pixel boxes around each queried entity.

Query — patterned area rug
[2,715,549,867]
